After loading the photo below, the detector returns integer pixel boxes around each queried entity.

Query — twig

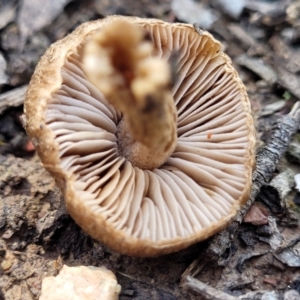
[0,85,28,114]
[181,258,206,278]
[181,276,282,300]
[181,276,237,300]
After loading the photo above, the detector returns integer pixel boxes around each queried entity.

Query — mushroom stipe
[23,16,255,257]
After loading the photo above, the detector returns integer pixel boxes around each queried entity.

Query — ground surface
[1,0,300,299]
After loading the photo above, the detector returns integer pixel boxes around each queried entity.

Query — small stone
[0,51,8,89]
[284,289,300,300]
[287,143,300,164]
[17,0,72,46]
[1,253,14,271]
[39,265,121,300]
[0,0,16,30]
[216,0,246,19]
[2,229,15,239]
[295,174,300,192]
[123,288,137,297]
[171,0,218,29]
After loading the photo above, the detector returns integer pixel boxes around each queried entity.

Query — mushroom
[23,16,255,256]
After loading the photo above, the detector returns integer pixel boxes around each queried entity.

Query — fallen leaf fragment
[243,202,269,225]
[236,54,278,84]
[24,139,35,152]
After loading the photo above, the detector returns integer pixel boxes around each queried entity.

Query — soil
[1,0,300,299]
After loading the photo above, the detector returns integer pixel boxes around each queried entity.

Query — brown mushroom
[23,16,255,256]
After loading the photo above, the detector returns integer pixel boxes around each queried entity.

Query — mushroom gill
[24,16,255,256]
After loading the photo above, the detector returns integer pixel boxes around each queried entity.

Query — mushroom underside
[42,20,254,254]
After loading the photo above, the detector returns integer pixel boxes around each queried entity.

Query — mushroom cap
[24,16,255,256]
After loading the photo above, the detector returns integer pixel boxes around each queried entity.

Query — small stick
[181,276,237,300]
[181,275,281,300]
[0,85,28,114]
